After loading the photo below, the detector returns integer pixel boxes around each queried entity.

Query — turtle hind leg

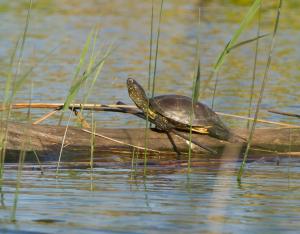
[166,131,181,159]
[192,126,210,134]
[171,129,217,155]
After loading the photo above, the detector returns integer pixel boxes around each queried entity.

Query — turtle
[127,78,241,154]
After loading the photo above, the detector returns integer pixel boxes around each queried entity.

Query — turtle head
[127,78,149,112]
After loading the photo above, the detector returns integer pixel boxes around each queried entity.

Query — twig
[268,109,300,118]
[56,111,72,176]
[81,129,160,153]
[33,109,60,124]
[217,112,300,128]
[0,103,137,111]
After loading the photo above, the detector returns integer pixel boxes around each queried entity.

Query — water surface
[1,1,300,233]
[1,159,300,234]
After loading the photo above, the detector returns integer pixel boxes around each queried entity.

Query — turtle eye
[127,78,134,84]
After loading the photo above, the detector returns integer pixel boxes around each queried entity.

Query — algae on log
[1,121,300,163]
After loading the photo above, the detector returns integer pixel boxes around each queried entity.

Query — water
[1,0,300,233]
[1,160,300,233]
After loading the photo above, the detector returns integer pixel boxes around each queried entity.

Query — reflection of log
[1,121,300,163]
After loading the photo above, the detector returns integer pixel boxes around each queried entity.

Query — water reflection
[1,159,300,233]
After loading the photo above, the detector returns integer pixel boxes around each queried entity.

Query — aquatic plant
[238,0,283,181]
[143,0,164,177]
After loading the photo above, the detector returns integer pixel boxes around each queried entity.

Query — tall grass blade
[90,113,95,191]
[14,0,32,81]
[83,44,113,108]
[238,0,283,182]
[79,30,114,124]
[143,0,164,177]
[62,38,114,114]
[13,46,59,98]
[213,0,262,71]
[192,7,201,104]
[188,8,202,171]
[62,30,94,112]
[57,30,114,172]
[142,0,155,175]
[11,72,34,222]
[228,33,267,52]
[0,38,20,182]
[200,0,262,100]
[10,150,26,222]
[56,111,72,176]
[1,0,32,193]
[3,39,20,106]
[247,4,262,129]
[151,0,164,98]
[148,0,154,91]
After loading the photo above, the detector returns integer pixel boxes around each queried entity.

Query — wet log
[1,121,300,163]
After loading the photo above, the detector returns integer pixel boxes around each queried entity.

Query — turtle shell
[150,95,231,140]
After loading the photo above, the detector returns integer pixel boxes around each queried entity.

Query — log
[1,121,300,165]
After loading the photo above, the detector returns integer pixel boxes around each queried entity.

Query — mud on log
[1,121,300,163]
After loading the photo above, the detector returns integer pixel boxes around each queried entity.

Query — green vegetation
[56,29,113,174]
[203,0,262,107]
[143,0,164,177]
[247,3,261,129]
[7,0,33,222]
[238,0,283,181]
[0,0,288,201]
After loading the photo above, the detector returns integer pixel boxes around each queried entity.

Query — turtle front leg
[171,129,217,155]
[166,131,182,159]
[153,115,174,131]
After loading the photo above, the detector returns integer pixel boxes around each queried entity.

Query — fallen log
[1,121,300,164]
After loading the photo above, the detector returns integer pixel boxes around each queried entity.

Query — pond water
[1,159,300,233]
[1,0,300,233]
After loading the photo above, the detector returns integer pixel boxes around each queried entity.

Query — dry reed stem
[33,109,60,124]
[81,129,160,153]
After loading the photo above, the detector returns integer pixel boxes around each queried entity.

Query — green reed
[188,8,202,172]
[130,147,137,180]
[151,0,164,98]
[56,29,113,174]
[11,80,33,222]
[60,29,113,118]
[60,30,93,116]
[143,0,164,177]
[82,33,112,108]
[288,128,292,185]
[0,39,19,185]
[238,0,283,182]
[55,31,93,175]
[80,30,113,126]
[90,113,96,191]
[142,0,154,176]
[0,0,32,176]
[0,0,33,221]
[247,3,262,129]
[148,0,154,91]
[199,0,262,105]
[56,110,72,176]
